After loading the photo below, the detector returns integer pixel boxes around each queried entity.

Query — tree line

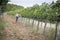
[21,0,60,23]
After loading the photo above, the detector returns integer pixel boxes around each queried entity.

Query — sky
[8,0,57,8]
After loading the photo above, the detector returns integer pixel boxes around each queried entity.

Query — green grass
[44,28,55,40]
[26,22,60,40]
[0,17,6,40]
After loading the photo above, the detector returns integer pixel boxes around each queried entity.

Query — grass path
[3,13,45,40]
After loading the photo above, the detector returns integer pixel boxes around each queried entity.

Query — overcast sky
[8,0,57,8]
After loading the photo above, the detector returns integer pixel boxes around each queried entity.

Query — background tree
[51,0,60,40]
[0,0,9,15]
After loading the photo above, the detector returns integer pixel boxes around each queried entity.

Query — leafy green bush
[7,11,16,15]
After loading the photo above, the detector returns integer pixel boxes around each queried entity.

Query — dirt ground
[3,13,45,40]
